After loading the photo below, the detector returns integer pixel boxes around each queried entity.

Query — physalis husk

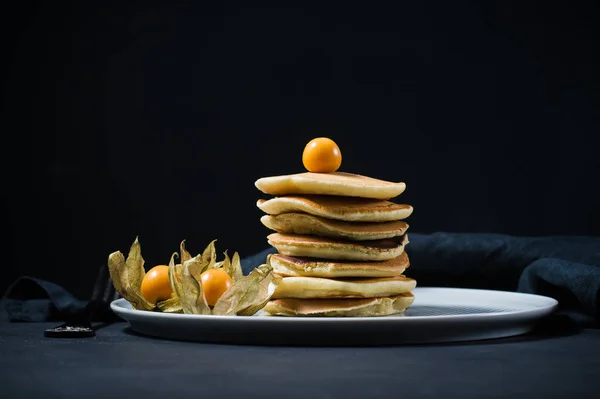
[170,240,281,316]
[109,237,280,316]
[108,237,182,313]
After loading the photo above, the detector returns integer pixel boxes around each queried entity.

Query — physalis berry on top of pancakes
[302,137,342,173]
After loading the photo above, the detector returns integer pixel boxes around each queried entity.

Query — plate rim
[110,286,558,323]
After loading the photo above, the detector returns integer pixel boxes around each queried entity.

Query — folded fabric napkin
[2,276,118,323]
[3,233,600,327]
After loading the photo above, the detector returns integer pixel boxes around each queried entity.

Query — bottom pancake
[263,293,415,317]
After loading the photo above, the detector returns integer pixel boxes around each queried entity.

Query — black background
[2,1,599,299]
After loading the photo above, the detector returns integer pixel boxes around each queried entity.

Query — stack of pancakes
[255,171,416,317]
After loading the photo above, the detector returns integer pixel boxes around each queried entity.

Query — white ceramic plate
[110,287,558,345]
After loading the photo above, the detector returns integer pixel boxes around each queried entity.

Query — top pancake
[255,172,406,200]
[257,195,413,222]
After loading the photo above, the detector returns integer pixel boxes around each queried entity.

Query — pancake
[267,233,409,261]
[260,213,408,241]
[271,275,416,299]
[269,252,409,278]
[257,195,413,222]
[263,293,415,317]
[255,172,406,200]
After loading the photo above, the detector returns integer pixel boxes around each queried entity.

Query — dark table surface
[1,317,599,399]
